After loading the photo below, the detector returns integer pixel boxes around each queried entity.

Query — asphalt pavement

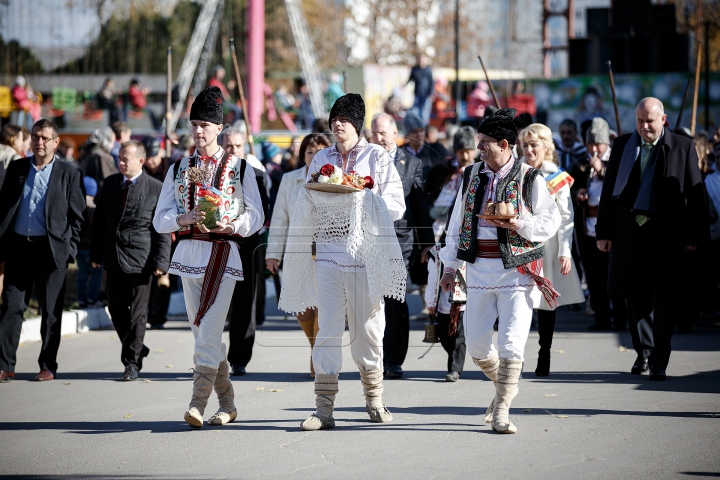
[1,289,719,479]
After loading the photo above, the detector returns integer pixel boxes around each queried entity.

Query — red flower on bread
[364,176,374,189]
[319,164,334,177]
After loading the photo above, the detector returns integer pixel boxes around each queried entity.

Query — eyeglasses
[31,134,58,144]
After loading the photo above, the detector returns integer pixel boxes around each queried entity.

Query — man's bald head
[635,97,666,143]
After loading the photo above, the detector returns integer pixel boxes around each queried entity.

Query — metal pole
[607,61,622,136]
[690,0,702,136]
[704,20,709,131]
[675,74,693,131]
[343,70,348,94]
[230,38,255,155]
[247,0,265,134]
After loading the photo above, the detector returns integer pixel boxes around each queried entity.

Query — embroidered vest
[173,152,246,242]
[456,159,544,268]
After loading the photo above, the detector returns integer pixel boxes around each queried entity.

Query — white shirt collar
[124,171,143,184]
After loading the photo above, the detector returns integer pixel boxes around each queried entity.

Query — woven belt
[476,240,501,258]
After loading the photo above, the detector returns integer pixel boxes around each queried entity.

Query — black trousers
[0,235,66,373]
[537,309,556,354]
[228,238,265,368]
[436,311,467,373]
[106,271,152,368]
[582,234,611,325]
[383,296,410,367]
[626,222,677,370]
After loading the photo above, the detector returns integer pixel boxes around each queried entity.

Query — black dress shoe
[123,365,139,381]
[649,367,666,381]
[445,371,460,382]
[535,352,551,377]
[385,365,403,379]
[138,345,150,371]
[232,365,246,376]
[630,356,649,375]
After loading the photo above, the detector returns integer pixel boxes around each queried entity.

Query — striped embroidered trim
[315,258,366,268]
[169,262,244,278]
[467,284,536,290]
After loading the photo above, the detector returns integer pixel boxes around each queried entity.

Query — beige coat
[0,144,21,189]
[265,167,307,261]
[535,160,585,310]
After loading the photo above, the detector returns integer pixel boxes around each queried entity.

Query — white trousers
[181,276,236,368]
[313,266,385,375]
[464,289,534,361]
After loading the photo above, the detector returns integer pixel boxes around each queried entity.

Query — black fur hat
[190,86,224,125]
[453,126,477,152]
[328,93,365,134]
[478,107,518,145]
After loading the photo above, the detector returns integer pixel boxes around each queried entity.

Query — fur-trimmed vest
[456,159,544,268]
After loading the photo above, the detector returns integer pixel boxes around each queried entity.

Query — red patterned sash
[516,258,560,309]
[188,228,233,327]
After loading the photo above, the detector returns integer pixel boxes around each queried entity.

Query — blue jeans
[412,95,432,125]
[76,249,102,304]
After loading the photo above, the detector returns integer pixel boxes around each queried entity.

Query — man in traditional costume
[153,86,264,428]
[439,108,561,434]
[278,94,406,430]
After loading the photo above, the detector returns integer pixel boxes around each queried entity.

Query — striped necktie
[635,143,653,226]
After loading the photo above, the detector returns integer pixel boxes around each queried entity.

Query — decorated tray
[304,183,363,194]
[477,214,518,221]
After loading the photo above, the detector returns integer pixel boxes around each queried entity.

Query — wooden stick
[165,47,173,154]
[607,61,622,136]
[674,74,692,131]
[691,0,702,136]
[477,55,501,109]
[343,70,348,94]
[230,38,254,155]
[691,42,702,136]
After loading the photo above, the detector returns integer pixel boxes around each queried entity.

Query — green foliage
[0,34,44,75]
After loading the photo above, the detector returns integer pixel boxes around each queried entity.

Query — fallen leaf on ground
[123,414,132,418]
[404,417,414,420]
[144,379,156,383]
[544,429,549,432]
[269,389,283,392]
[255,387,265,391]
[555,350,564,354]
[545,394,557,397]
[165,365,173,368]
[155,349,164,353]
[19,343,26,347]
[522,409,532,412]
[64,382,71,385]
[619,346,628,352]
[557,415,570,418]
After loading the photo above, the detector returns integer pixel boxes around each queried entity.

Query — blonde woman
[265,133,331,378]
[519,123,585,376]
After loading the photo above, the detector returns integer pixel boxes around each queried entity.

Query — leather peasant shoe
[630,356,649,375]
[35,369,55,381]
[446,371,460,382]
[123,365,139,381]
[0,370,15,383]
[184,407,203,428]
[208,409,237,425]
[648,367,666,381]
[367,405,393,423]
[384,365,403,379]
[300,414,335,431]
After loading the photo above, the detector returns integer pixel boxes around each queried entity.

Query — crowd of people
[0,82,717,435]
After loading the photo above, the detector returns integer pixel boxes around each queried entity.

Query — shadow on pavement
[526,369,720,394]
[8,372,192,382]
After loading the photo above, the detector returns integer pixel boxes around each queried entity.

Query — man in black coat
[371,113,434,379]
[222,129,271,376]
[0,118,85,382]
[596,97,708,381]
[91,140,171,380]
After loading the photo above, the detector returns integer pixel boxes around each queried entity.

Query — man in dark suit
[596,97,708,381]
[222,129,270,376]
[91,140,171,380]
[0,118,85,382]
[371,113,434,379]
